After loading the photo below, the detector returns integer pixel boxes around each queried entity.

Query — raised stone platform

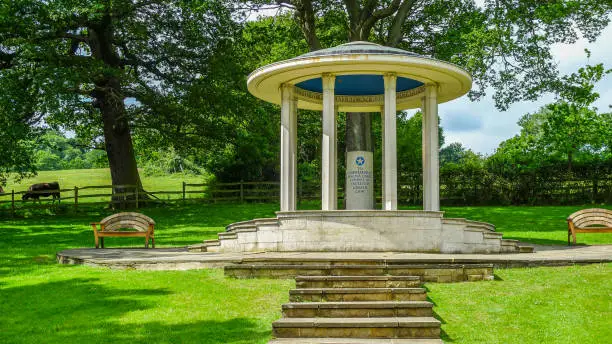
[188,210,532,254]
[57,244,612,272]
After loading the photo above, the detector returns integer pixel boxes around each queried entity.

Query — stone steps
[296,275,421,288]
[272,317,441,339]
[226,262,494,282]
[270,274,442,343]
[195,213,531,254]
[187,239,220,252]
[289,288,427,302]
[282,301,433,317]
[269,339,443,344]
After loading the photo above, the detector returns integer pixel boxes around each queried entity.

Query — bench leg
[572,232,577,245]
[152,236,155,249]
[101,237,104,249]
[145,236,149,249]
[95,235,99,249]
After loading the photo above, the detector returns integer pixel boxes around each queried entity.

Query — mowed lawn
[0,202,610,343]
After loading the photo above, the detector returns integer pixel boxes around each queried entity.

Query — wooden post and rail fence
[0,175,611,215]
[0,181,301,215]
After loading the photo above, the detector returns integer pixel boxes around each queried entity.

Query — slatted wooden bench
[567,208,612,245]
[91,212,155,248]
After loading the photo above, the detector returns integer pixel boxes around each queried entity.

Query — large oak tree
[0,0,240,190]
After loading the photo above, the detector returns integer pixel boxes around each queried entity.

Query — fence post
[135,187,139,209]
[11,189,15,217]
[182,181,186,201]
[74,186,78,210]
[240,180,244,203]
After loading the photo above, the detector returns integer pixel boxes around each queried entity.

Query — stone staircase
[187,216,534,254]
[268,275,443,344]
[187,218,278,253]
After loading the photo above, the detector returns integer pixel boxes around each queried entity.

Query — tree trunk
[89,14,147,208]
[98,77,146,208]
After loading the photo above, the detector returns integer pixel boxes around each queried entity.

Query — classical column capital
[383,73,397,90]
[322,73,336,91]
[423,83,438,99]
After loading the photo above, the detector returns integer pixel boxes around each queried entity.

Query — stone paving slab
[56,244,612,271]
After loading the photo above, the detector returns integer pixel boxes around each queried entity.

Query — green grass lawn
[439,205,612,245]
[0,202,610,343]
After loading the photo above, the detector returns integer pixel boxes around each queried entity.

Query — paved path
[57,244,612,271]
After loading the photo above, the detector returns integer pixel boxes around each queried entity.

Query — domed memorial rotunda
[193,42,522,254]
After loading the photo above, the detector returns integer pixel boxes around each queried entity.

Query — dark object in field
[91,212,156,248]
[0,186,3,194]
[22,182,60,202]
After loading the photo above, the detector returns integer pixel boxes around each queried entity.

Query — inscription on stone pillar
[346,151,374,209]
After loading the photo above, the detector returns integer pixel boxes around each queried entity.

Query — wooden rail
[1,175,611,215]
[0,181,286,215]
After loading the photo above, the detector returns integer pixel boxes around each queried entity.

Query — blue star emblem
[355,156,365,166]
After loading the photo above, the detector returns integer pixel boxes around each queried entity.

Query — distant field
[0,169,210,204]
[2,168,207,192]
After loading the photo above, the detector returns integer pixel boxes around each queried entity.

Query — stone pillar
[381,105,385,209]
[422,84,439,211]
[280,84,297,211]
[383,73,397,210]
[345,112,374,210]
[321,73,337,210]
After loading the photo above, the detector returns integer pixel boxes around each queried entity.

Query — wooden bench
[567,208,612,245]
[91,212,155,248]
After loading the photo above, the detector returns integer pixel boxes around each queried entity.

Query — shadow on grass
[431,309,454,342]
[0,277,269,343]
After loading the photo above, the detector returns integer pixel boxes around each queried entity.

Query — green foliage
[28,130,108,171]
[440,143,467,166]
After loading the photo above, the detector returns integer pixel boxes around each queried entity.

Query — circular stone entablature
[247,41,472,112]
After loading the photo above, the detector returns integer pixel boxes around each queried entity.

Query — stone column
[422,84,439,211]
[383,73,397,210]
[321,73,337,210]
[381,105,385,209]
[280,84,297,211]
